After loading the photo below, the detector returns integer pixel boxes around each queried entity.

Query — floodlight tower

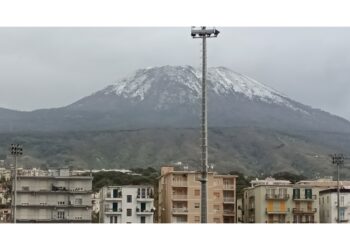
[191,26,220,223]
[332,153,344,223]
[10,144,23,223]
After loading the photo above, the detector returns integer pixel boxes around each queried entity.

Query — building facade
[158,166,237,223]
[319,188,350,223]
[99,185,155,223]
[243,178,320,223]
[15,168,92,223]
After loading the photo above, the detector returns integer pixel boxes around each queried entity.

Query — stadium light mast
[191,26,220,223]
[10,144,23,223]
[332,153,344,223]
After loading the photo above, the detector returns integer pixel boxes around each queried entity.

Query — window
[194,203,200,209]
[114,216,118,223]
[341,196,345,206]
[113,189,121,198]
[75,198,82,205]
[305,189,312,199]
[57,211,65,219]
[127,195,132,203]
[58,201,65,205]
[110,216,113,223]
[194,216,200,223]
[340,208,345,221]
[194,189,200,196]
[140,216,146,223]
[127,209,132,216]
[112,202,118,212]
[293,189,300,199]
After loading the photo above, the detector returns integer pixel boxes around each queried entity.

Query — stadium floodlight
[191,26,220,38]
[191,26,220,223]
[10,144,23,223]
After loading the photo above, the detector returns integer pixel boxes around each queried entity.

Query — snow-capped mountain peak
[93,65,305,113]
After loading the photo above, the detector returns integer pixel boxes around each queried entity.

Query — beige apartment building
[158,166,237,223]
[243,178,320,223]
[15,168,93,223]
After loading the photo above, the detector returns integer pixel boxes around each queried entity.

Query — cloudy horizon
[1,27,350,120]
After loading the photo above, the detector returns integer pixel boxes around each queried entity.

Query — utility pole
[191,26,220,223]
[10,144,23,223]
[331,153,344,223]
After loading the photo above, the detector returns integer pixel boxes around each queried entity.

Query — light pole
[191,26,220,223]
[10,144,23,223]
[331,153,344,223]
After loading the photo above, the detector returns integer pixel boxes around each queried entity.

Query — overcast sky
[1,27,350,120]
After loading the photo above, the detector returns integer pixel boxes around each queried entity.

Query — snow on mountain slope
[93,65,307,114]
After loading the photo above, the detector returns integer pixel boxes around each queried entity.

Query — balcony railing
[292,208,317,214]
[292,195,317,201]
[136,195,154,199]
[136,208,154,215]
[265,208,288,214]
[172,208,188,214]
[172,181,187,187]
[265,194,290,200]
[104,208,123,213]
[223,210,235,215]
[223,185,235,190]
[223,197,235,203]
[172,195,188,200]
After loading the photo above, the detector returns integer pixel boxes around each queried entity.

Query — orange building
[158,166,237,223]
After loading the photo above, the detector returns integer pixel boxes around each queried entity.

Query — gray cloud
[0,27,350,120]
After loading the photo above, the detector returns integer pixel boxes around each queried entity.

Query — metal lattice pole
[200,33,208,223]
[10,144,23,223]
[332,153,344,223]
[191,26,219,223]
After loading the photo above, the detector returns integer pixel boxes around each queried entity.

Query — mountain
[1,65,350,177]
[2,65,348,133]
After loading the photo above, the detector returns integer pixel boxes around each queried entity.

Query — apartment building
[0,183,11,223]
[158,166,237,223]
[99,185,155,223]
[15,168,93,223]
[243,177,320,223]
[319,187,350,223]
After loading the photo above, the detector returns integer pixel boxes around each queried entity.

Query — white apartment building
[319,187,350,223]
[99,185,154,223]
[15,168,93,223]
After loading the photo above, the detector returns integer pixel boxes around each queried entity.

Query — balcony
[223,185,235,190]
[104,208,123,214]
[292,208,317,214]
[172,181,187,187]
[265,208,288,214]
[172,208,188,214]
[292,195,317,201]
[136,207,154,215]
[223,210,235,216]
[136,195,154,202]
[106,197,122,202]
[172,195,188,201]
[223,197,235,203]
[265,194,290,200]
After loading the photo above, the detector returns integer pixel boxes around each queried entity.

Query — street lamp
[10,144,23,223]
[191,26,220,223]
